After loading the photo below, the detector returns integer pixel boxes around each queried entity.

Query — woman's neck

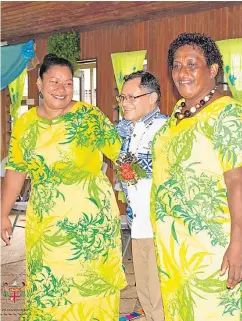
[185,90,222,110]
[184,87,215,109]
[38,102,74,120]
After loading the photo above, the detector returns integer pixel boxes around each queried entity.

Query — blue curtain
[1,40,35,90]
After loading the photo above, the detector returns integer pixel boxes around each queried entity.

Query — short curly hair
[167,32,223,75]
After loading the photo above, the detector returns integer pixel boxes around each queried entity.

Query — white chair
[1,157,29,232]
[101,161,108,174]
[120,215,131,258]
[11,201,28,231]
[0,157,7,177]
[11,178,30,231]
[114,180,132,258]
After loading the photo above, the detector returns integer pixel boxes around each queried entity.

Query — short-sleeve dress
[6,101,127,321]
[151,96,242,321]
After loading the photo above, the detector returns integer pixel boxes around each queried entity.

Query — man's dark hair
[123,70,161,105]
[39,54,74,79]
[168,32,223,75]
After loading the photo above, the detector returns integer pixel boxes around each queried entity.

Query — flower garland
[115,152,147,185]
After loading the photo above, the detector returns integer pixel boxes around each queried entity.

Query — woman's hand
[1,216,12,245]
[220,241,242,289]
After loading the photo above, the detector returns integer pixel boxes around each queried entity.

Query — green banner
[8,68,27,124]
[217,38,242,102]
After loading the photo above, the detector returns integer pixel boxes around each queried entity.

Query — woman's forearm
[224,167,242,243]
[1,169,27,218]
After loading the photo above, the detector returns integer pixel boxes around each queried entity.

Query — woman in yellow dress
[151,33,242,320]
[1,54,126,321]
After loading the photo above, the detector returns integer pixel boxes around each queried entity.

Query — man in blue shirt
[116,71,168,321]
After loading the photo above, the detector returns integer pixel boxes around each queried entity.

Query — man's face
[120,78,156,123]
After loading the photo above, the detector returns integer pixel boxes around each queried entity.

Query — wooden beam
[2,1,237,44]
[1,88,11,159]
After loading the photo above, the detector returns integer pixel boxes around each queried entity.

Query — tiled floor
[1,213,145,321]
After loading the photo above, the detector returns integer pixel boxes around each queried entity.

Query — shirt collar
[122,106,160,129]
[141,106,160,126]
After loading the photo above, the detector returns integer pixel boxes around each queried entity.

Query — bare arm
[226,167,242,243]
[1,169,27,244]
[221,167,242,288]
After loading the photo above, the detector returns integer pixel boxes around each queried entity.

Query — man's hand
[220,241,242,289]
[1,216,12,245]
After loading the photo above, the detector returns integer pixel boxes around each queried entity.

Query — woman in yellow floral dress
[1,54,126,321]
[151,33,242,320]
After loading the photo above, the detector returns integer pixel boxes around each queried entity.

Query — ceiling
[2,1,235,44]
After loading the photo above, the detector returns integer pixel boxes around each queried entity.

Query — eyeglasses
[116,92,154,104]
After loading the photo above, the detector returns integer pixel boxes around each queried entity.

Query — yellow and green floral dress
[6,101,127,321]
[151,96,242,321]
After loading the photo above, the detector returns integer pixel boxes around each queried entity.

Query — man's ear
[36,77,42,92]
[150,92,158,105]
[210,64,219,79]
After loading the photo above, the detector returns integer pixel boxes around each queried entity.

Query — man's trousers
[132,238,164,321]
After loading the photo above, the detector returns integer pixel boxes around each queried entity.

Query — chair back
[0,157,7,177]
[101,162,108,174]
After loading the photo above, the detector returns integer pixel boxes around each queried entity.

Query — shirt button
[134,214,137,217]
[133,134,136,137]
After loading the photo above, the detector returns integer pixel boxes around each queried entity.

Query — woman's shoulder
[215,95,241,105]
[74,101,103,114]
[211,96,242,115]
[14,107,38,126]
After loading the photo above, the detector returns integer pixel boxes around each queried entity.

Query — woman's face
[38,65,73,110]
[172,45,218,101]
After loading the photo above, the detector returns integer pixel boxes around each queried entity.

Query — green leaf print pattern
[72,260,120,296]
[14,120,65,221]
[152,101,242,320]
[91,110,120,149]
[53,196,119,261]
[23,196,122,307]
[61,106,92,146]
[21,304,57,321]
[214,104,242,168]
[62,104,120,149]
[28,154,64,221]
[31,266,72,307]
[21,120,41,153]
[9,103,126,318]
[218,285,241,316]
[155,103,242,248]
[7,136,28,172]
[159,236,228,320]
[156,162,228,247]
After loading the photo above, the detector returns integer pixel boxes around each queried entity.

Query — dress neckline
[35,101,79,124]
[174,96,231,127]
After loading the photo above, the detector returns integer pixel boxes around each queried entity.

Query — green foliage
[219,287,241,316]
[47,31,80,71]
[54,197,119,262]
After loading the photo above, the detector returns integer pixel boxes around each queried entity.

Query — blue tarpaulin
[1,40,35,90]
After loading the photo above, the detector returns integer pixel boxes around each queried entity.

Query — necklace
[174,86,217,120]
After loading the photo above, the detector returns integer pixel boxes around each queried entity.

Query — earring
[39,92,43,99]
